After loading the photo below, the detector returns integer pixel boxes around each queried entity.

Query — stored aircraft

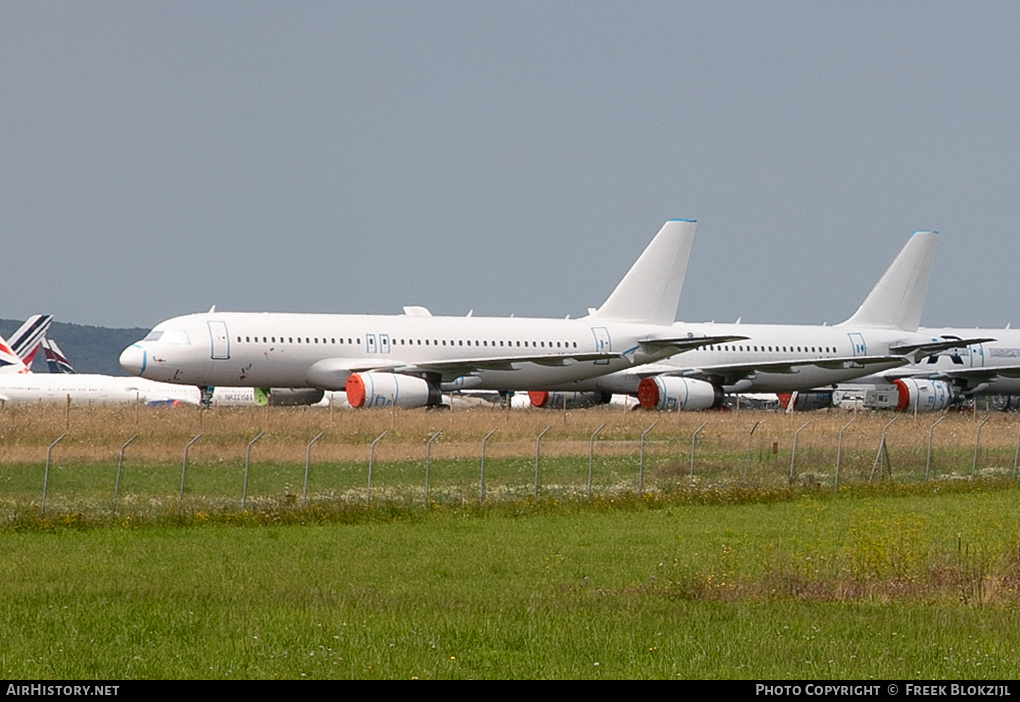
[525,231,994,411]
[0,332,281,406]
[120,220,747,407]
[832,327,1020,412]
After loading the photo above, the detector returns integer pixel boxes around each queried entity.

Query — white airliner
[525,230,994,411]
[832,327,1020,412]
[120,220,748,407]
[0,333,273,406]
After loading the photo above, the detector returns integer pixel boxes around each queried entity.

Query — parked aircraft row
[0,319,328,407]
[5,219,1013,413]
[117,219,1020,413]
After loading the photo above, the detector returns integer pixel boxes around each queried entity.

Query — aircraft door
[208,321,230,360]
[366,334,378,354]
[590,327,612,365]
[380,334,391,354]
[846,333,867,357]
[968,343,986,368]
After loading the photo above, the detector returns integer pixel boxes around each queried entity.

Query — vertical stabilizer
[838,231,936,332]
[42,338,75,374]
[8,314,53,366]
[588,220,696,325]
[0,335,30,374]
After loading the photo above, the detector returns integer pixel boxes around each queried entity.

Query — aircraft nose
[119,344,146,376]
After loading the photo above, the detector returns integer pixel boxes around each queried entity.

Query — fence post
[925,416,945,480]
[533,425,551,499]
[788,421,811,485]
[834,419,854,491]
[587,423,606,501]
[112,434,138,513]
[971,416,990,478]
[178,434,202,513]
[241,431,264,511]
[424,430,442,506]
[1013,422,1020,480]
[367,430,388,507]
[40,434,66,517]
[869,418,897,482]
[744,420,761,480]
[302,431,325,507]
[638,422,657,495]
[479,427,497,504]
[689,422,707,483]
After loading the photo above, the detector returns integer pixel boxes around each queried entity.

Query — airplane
[0,315,53,372]
[0,336,256,406]
[523,230,995,411]
[0,333,325,407]
[831,326,1020,412]
[120,220,749,407]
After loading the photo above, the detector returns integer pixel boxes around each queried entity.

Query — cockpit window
[148,330,191,345]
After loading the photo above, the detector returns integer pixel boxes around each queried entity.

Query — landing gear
[199,386,215,409]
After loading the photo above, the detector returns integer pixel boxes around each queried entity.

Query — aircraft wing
[874,364,1020,392]
[399,350,628,380]
[306,351,626,388]
[888,337,997,363]
[650,355,910,387]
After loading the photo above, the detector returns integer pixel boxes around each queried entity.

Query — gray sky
[3,2,1018,330]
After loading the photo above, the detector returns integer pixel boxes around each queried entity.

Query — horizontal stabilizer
[638,334,749,354]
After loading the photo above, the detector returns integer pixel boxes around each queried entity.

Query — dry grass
[2,403,1019,467]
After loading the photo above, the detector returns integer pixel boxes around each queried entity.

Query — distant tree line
[0,319,148,376]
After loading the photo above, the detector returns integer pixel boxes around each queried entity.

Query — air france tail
[587,219,696,325]
[838,231,936,332]
[7,315,53,366]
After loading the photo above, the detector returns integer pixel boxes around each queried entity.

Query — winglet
[588,220,696,325]
[838,231,936,332]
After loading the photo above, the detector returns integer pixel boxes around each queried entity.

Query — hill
[0,319,149,376]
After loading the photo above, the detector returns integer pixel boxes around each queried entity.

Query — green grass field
[2,486,1019,679]
[3,407,1020,679]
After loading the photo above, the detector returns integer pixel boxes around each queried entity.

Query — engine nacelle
[636,377,721,411]
[893,379,954,412]
[777,392,835,411]
[527,391,612,409]
[992,395,1020,412]
[345,372,442,408]
[268,388,326,406]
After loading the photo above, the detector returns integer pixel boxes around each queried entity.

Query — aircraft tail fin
[838,231,936,332]
[588,220,696,325]
[0,335,30,374]
[8,314,53,367]
[42,338,75,374]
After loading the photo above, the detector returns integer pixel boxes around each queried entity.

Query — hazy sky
[3,2,1018,330]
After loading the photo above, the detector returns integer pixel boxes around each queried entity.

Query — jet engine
[345,372,442,408]
[636,377,722,411]
[777,392,835,411]
[527,391,612,409]
[892,378,954,412]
